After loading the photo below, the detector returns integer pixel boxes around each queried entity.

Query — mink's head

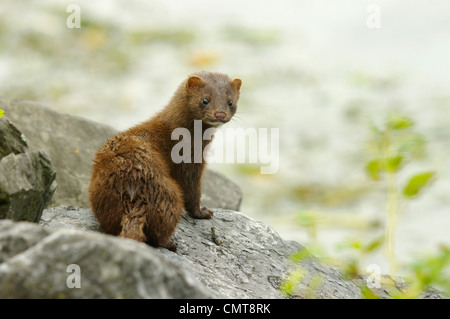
[183,71,242,127]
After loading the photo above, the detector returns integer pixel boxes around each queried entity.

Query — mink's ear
[231,78,242,91]
[186,76,205,89]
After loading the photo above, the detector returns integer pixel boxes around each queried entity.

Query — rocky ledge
[0,206,363,298]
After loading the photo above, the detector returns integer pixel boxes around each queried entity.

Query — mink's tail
[119,201,147,242]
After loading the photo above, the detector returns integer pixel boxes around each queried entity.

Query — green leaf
[337,239,363,251]
[366,159,382,180]
[364,237,384,253]
[387,113,414,130]
[360,285,381,299]
[290,248,312,262]
[350,240,362,250]
[279,268,305,296]
[407,246,450,296]
[0,108,4,117]
[403,171,435,197]
[386,155,403,173]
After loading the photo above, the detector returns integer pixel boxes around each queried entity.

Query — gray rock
[38,206,366,298]
[0,95,242,210]
[161,210,364,299]
[40,205,102,232]
[0,118,28,159]
[0,206,443,299]
[0,95,116,208]
[0,219,211,299]
[0,152,56,222]
[0,219,51,264]
[0,118,56,222]
[201,170,242,212]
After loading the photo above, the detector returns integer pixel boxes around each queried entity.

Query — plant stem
[386,171,399,275]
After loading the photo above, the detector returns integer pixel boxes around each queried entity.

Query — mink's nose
[215,112,226,121]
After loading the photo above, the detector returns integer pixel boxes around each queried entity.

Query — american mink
[88,71,242,251]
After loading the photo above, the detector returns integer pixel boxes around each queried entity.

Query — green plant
[279,248,323,298]
[403,245,450,298]
[359,245,449,299]
[337,236,384,279]
[365,113,435,274]
[282,113,444,298]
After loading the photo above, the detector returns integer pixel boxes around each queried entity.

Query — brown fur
[88,72,242,251]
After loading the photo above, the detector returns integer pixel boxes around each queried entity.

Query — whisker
[227,116,244,129]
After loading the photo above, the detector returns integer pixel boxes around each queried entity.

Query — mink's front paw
[200,206,214,219]
[189,206,214,219]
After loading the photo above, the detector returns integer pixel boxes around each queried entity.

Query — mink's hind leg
[143,177,185,251]
[117,165,185,251]
[90,135,184,250]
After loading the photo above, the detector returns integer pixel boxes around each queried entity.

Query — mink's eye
[228,100,233,107]
[202,98,209,105]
